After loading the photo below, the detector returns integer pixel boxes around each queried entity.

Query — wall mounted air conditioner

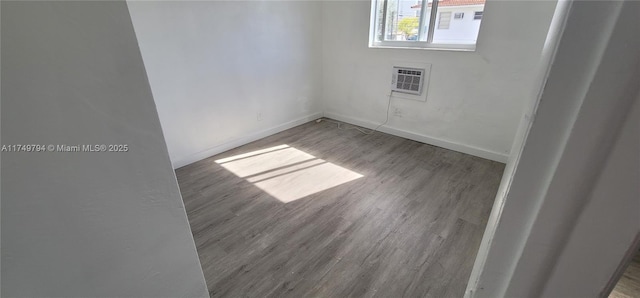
[391,67,425,95]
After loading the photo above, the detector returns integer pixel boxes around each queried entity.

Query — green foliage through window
[398,17,419,38]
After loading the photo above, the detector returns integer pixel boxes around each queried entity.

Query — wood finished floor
[176,119,504,298]
[610,251,640,298]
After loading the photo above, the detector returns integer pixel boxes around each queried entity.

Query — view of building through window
[374,0,485,46]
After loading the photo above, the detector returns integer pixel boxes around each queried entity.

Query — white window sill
[369,42,476,52]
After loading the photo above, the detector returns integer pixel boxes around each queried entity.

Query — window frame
[368,0,478,51]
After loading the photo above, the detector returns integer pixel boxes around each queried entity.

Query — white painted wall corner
[324,111,509,163]
[173,112,323,169]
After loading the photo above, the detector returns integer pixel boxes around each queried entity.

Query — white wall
[540,91,639,297]
[322,0,557,162]
[127,1,324,168]
[1,1,208,297]
[465,0,572,295]
[467,1,640,296]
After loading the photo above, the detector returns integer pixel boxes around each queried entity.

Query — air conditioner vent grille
[391,67,425,95]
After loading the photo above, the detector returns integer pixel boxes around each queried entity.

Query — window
[370,0,485,50]
[438,12,451,29]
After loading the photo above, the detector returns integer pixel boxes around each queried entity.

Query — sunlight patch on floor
[215,144,363,203]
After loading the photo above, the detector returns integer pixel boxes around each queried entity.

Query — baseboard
[323,112,509,163]
[173,111,507,168]
[173,112,323,169]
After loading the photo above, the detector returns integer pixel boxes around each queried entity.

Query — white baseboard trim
[323,112,509,163]
[172,112,323,169]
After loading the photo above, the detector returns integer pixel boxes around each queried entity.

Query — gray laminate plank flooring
[176,119,504,298]
[610,251,640,298]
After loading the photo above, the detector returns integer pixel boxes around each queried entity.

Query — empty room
[2,0,639,297]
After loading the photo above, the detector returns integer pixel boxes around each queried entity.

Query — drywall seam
[324,111,508,163]
[173,112,323,169]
